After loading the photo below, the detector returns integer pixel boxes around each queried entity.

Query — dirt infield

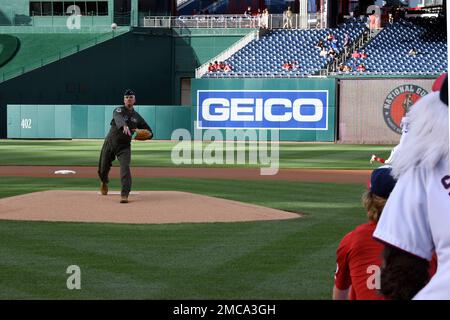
[0,166,371,184]
[0,166,368,224]
[0,190,300,224]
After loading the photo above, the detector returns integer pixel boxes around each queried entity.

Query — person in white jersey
[373,75,449,299]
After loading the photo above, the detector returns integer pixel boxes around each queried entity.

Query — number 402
[21,119,32,129]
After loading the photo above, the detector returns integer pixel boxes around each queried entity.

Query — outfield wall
[0,28,250,138]
[6,104,191,140]
[338,78,435,144]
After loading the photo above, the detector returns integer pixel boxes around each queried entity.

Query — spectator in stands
[343,65,352,72]
[219,61,226,71]
[208,63,215,72]
[328,48,337,60]
[250,8,259,28]
[375,14,381,29]
[357,63,366,72]
[320,47,328,58]
[261,9,269,29]
[389,13,394,24]
[351,50,361,59]
[244,6,253,27]
[338,63,345,72]
[315,39,324,50]
[256,8,262,28]
[282,61,292,71]
[283,6,293,29]
[360,50,368,59]
[223,63,232,72]
[331,39,338,51]
[343,33,350,49]
[408,47,418,56]
[326,33,334,43]
[213,60,219,70]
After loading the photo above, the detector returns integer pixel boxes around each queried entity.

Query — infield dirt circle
[0,166,371,224]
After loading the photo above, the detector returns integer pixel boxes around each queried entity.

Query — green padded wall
[37,104,55,138]
[54,105,71,138]
[7,104,192,139]
[71,105,88,138]
[6,104,20,137]
[19,105,38,139]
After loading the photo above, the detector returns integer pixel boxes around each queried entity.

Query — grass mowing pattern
[0,140,394,169]
[0,177,367,299]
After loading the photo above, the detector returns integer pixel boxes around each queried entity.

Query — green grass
[0,140,394,169]
[0,177,367,299]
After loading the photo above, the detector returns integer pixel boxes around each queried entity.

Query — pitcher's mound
[0,190,300,224]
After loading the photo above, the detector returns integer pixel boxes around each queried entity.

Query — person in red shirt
[333,166,438,300]
[333,166,397,300]
[351,51,360,59]
[223,63,232,72]
[282,62,292,71]
[357,64,366,72]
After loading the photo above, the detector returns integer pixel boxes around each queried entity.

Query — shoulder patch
[115,107,122,113]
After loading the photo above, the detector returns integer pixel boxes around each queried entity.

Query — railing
[0,30,127,84]
[318,28,374,76]
[177,0,193,7]
[143,13,326,29]
[195,29,259,78]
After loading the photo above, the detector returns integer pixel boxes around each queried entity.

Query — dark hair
[379,245,430,300]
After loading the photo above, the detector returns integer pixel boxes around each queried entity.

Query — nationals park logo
[383,84,428,134]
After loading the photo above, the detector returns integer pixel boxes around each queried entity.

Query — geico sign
[201,98,323,122]
[197,90,329,129]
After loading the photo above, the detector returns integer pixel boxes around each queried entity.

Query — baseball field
[0,140,393,299]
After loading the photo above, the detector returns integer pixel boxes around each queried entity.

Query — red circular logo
[383,84,428,134]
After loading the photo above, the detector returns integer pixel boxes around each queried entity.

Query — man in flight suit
[98,89,153,203]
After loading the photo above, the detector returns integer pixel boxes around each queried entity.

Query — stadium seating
[203,18,366,78]
[340,17,447,75]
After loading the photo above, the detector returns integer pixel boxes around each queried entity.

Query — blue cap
[124,89,135,96]
[369,166,397,198]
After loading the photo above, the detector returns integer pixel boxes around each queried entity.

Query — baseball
[111,23,117,30]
